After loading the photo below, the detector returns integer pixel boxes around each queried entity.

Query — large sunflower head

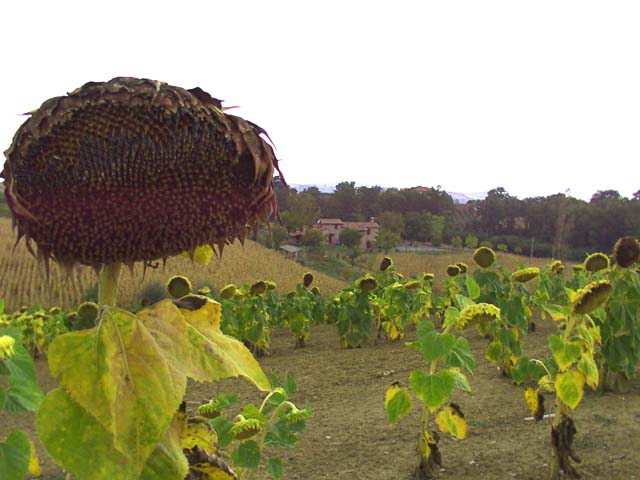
[612,237,640,268]
[572,280,613,315]
[2,77,282,272]
[473,247,496,269]
[584,253,610,273]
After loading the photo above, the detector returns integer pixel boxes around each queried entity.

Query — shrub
[451,236,463,248]
[464,235,479,249]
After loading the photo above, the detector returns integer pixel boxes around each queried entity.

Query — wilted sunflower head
[2,77,282,272]
[572,264,585,273]
[230,416,264,440]
[612,237,640,268]
[310,286,321,296]
[456,262,468,274]
[219,284,237,300]
[573,280,612,315]
[380,256,393,271]
[423,273,435,282]
[446,264,460,277]
[547,260,564,274]
[302,272,314,288]
[357,275,378,292]
[166,275,192,299]
[473,247,496,269]
[456,303,500,330]
[265,280,277,291]
[584,253,610,273]
[404,280,421,290]
[250,280,267,296]
[511,267,540,283]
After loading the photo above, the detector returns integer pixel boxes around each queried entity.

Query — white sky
[1,1,639,201]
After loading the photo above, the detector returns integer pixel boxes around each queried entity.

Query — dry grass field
[0,217,347,312]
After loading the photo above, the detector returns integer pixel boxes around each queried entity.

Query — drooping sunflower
[612,237,640,268]
[572,280,612,315]
[446,264,460,277]
[2,77,282,272]
[583,253,609,273]
[456,262,468,274]
[380,256,393,272]
[511,267,540,283]
[456,303,500,330]
[473,247,496,269]
[547,260,564,274]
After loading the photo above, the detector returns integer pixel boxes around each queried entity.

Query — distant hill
[290,183,486,204]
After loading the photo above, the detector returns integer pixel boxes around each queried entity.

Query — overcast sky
[1,1,638,201]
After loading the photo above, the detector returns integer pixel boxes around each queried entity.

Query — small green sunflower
[250,280,267,296]
[219,284,237,300]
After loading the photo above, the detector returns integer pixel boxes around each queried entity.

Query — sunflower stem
[98,263,122,306]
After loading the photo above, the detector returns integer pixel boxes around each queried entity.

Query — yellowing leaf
[435,405,467,439]
[28,439,41,477]
[183,418,218,452]
[578,353,599,390]
[555,370,586,409]
[384,383,413,425]
[46,307,186,473]
[524,388,544,421]
[548,335,581,371]
[176,299,270,391]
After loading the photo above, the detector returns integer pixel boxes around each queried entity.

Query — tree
[302,228,324,248]
[325,181,359,220]
[590,190,621,203]
[429,215,445,247]
[280,190,320,229]
[404,212,430,242]
[376,229,400,252]
[339,228,363,264]
[377,211,405,236]
[269,224,289,249]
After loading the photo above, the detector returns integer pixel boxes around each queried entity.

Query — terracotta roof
[317,218,344,224]
[343,221,380,230]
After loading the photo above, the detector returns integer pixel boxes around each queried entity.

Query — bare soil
[3,319,640,480]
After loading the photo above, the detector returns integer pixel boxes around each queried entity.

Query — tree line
[273,178,640,260]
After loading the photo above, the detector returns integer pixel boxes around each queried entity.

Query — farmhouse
[314,217,380,249]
